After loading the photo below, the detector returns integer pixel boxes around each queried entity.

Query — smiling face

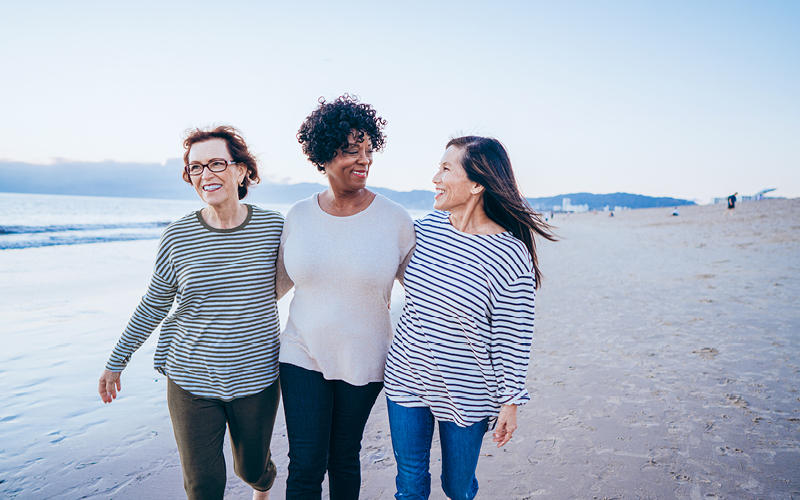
[322,131,373,193]
[187,138,246,208]
[433,145,482,212]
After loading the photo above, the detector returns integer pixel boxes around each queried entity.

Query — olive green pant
[167,377,280,500]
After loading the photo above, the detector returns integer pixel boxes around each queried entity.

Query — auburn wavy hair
[182,125,260,200]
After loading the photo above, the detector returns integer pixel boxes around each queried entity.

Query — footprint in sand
[725,394,748,408]
[693,347,719,359]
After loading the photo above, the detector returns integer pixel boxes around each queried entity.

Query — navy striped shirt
[385,211,535,426]
[106,205,283,401]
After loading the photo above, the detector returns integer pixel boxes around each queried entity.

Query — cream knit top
[277,193,416,385]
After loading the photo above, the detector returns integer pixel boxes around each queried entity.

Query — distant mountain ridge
[527,192,695,211]
[0,160,694,211]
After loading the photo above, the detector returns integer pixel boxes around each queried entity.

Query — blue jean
[280,363,384,500]
[386,398,488,500]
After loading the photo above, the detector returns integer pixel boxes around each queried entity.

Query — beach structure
[602,205,632,212]
[712,188,782,204]
[559,197,590,213]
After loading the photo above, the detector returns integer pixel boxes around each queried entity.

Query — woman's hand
[492,404,518,447]
[98,369,122,403]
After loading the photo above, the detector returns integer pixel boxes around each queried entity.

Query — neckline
[313,192,380,220]
[438,211,510,237]
[195,204,253,233]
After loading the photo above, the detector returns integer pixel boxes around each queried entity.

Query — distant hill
[527,192,695,211]
[0,160,194,200]
[0,160,694,211]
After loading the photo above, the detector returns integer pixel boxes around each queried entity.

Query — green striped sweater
[106,204,284,401]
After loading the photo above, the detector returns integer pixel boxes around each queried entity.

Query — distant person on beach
[727,192,738,210]
[98,126,282,500]
[275,95,415,499]
[384,136,556,500]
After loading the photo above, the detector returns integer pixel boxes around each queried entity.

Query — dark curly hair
[297,94,387,172]
[182,125,260,200]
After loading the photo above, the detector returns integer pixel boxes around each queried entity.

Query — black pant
[280,363,383,500]
[167,377,280,500]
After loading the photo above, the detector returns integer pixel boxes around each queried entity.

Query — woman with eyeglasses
[98,126,283,500]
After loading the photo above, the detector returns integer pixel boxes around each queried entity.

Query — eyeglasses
[184,159,237,176]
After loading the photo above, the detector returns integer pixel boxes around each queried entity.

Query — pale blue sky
[2,0,798,202]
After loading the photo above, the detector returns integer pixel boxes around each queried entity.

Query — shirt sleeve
[275,215,294,301]
[105,239,178,371]
[395,212,417,285]
[489,271,535,406]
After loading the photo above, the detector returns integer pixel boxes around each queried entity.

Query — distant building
[712,189,782,204]
[561,197,589,213]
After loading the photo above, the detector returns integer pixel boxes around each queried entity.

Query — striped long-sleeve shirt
[106,205,284,401]
[384,210,535,426]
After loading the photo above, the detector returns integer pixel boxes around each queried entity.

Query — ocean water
[0,193,294,250]
[0,193,299,498]
[0,192,431,250]
[0,191,425,498]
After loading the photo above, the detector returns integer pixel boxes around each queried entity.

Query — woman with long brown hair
[384,136,555,500]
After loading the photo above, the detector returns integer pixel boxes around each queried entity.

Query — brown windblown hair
[446,136,557,288]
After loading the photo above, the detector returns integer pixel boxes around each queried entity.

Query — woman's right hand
[98,369,122,403]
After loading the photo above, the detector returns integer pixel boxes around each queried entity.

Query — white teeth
[203,185,222,191]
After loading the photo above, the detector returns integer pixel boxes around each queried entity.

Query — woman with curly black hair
[275,94,415,499]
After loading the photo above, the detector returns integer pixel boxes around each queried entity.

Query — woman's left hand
[492,404,518,447]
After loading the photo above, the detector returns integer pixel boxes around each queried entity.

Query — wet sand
[1,199,798,499]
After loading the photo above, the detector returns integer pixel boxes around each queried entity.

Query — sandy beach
[1,198,798,499]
